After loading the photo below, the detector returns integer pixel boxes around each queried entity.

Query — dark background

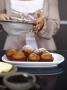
[59,0,67,20]
[54,0,67,50]
[0,0,67,50]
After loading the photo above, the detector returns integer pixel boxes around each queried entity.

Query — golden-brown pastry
[22,45,33,56]
[6,49,26,61]
[12,51,26,61]
[6,48,18,60]
[28,53,40,62]
[40,51,54,62]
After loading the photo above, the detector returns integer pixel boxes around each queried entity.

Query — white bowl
[0,20,33,35]
[3,72,36,90]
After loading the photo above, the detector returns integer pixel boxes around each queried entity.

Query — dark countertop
[0,50,67,90]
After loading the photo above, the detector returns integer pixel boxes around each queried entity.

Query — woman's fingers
[34,9,45,32]
[0,14,11,20]
[34,23,42,33]
[4,15,10,20]
[3,14,11,20]
[34,17,44,32]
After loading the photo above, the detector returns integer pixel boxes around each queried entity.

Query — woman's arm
[37,0,60,39]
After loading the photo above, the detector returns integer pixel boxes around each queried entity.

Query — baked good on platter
[28,53,40,62]
[6,49,26,61]
[12,51,26,61]
[40,51,54,62]
[6,47,54,62]
[22,45,33,56]
[6,48,18,60]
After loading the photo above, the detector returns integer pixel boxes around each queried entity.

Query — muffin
[28,53,40,62]
[12,51,26,61]
[6,49,26,61]
[40,51,54,62]
[6,48,18,60]
[22,45,33,56]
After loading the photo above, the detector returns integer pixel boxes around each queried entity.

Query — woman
[0,0,60,50]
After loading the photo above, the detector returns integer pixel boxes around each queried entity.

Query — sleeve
[37,0,60,39]
[0,0,6,13]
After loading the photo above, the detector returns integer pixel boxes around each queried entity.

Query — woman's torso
[0,0,49,35]
[5,0,46,35]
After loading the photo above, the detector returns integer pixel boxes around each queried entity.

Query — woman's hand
[0,14,11,20]
[34,10,45,33]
